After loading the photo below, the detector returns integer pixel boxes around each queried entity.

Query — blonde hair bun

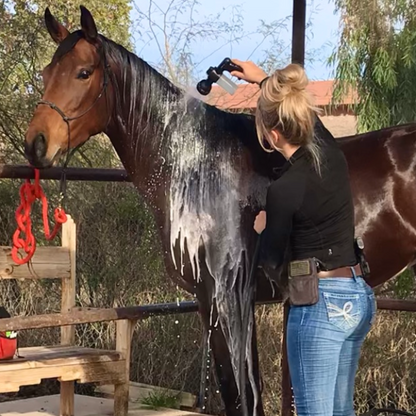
[275,63,309,92]
[255,63,322,173]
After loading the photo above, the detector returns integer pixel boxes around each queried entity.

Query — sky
[129,0,341,82]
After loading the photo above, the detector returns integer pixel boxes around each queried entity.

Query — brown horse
[23,6,416,416]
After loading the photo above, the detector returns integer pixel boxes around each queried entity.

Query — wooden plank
[98,382,197,409]
[60,216,76,416]
[0,394,118,416]
[60,382,74,416]
[114,320,135,416]
[0,360,126,393]
[0,394,206,416]
[60,215,76,343]
[0,346,123,371]
[0,301,199,331]
[0,246,70,280]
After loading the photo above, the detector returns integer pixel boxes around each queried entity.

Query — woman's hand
[254,211,267,234]
[230,59,268,85]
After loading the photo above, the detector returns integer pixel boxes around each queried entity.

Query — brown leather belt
[318,263,362,279]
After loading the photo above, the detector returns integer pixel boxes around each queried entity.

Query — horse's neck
[105,55,184,198]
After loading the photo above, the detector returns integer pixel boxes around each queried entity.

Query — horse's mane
[99,33,260,146]
[52,30,265,160]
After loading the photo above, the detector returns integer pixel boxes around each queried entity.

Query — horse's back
[338,122,416,286]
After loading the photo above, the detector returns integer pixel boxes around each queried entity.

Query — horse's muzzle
[24,133,51,168]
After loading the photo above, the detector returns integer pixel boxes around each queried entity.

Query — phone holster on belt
[288,258,320,306]
[354,237,371,280]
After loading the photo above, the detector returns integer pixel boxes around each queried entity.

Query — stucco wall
[319,106,357,138]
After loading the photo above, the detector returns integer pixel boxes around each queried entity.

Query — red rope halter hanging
[11,169,68,265]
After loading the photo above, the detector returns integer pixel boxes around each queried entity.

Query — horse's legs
[197,293,241,416]
[197,288,265,416]
[248,306,265,416]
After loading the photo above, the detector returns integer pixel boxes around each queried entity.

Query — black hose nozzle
[196,58,243,96]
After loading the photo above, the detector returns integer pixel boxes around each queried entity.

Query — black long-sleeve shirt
[260,118,357,271]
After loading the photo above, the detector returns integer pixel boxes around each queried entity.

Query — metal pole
[291,0,306,66]
[281,301,294,416]
[198,328,210,413]
[0,164,130,182]
[281,3,307,414]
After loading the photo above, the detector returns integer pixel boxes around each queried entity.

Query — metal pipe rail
[0,164,130,182]
[0,298,414,332]
[0,301,199,331]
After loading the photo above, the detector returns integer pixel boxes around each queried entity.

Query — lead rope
[11,168,68,265]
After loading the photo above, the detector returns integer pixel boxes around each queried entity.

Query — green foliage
[330,0,416,133]
[140,390,181,410]
[329,0,416,289]
[393,268,415,299]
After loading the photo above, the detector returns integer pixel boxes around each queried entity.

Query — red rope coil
[11,169,67,265]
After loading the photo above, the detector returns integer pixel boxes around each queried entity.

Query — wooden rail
[0,164,130,182]
[0,246,71,279]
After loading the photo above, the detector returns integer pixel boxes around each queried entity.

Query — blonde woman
[231,60,376,416]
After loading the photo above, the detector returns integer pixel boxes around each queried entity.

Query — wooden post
[60,216,76,416]
[291,0,306,66]
[281,302,293,416]
[114,319,135,416]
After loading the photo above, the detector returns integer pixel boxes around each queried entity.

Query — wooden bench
[0,216,134,416]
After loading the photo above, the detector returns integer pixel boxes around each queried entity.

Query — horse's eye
[77,70,91,80]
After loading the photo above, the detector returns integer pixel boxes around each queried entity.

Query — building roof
[203,79,357,110]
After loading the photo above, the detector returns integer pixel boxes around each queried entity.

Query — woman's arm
[229,59,268,85]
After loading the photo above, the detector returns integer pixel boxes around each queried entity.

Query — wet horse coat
[24,7,416,416]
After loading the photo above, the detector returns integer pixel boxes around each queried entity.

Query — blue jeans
[287,273,377,416]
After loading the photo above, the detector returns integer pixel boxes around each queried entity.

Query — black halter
[36,38,111,204]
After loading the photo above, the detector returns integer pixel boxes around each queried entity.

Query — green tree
[329,0,416,296]
[329,0,416,133]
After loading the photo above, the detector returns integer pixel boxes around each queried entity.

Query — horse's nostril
[33,133,47,159]
[25,133,47,164]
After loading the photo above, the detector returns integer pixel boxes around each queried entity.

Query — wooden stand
[0,216,132,416]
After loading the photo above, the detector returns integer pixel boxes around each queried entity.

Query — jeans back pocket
[323,292,362,332]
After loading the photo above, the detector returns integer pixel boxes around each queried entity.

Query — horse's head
[25,6,111,168]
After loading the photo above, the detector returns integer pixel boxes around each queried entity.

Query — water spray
[196,58,243,96]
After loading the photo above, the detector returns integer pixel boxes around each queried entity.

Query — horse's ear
[44,7,70,44]
[80,5,98,42]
